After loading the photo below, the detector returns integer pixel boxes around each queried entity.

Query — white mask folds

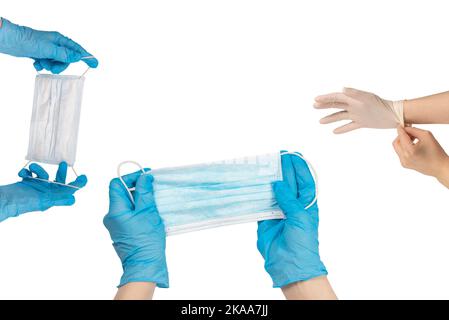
[26,74,85,167]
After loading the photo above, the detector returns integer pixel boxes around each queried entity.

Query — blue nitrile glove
[257,152,327,288]
[0,162,88,223]
[103,170,169,288]
[0,18,98,74]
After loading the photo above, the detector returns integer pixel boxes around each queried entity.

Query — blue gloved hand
[0,162,87,222]
[103,170,169,288]
[257,152,327,288]
[0,18,98,74]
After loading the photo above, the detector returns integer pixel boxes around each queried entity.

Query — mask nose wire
[279,151,318,210]
[117,161,150,205]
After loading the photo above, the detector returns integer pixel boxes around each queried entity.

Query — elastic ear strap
[21,161,81,189]
[25,176,80,189]
[280,151,318,210]
[117,161,148,205]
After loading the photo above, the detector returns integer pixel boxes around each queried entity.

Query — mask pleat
[150,153,284,234]
[26,74,84,166]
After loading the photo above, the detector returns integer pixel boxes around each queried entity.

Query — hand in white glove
[314,87,404,134]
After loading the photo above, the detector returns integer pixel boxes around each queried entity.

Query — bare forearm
[281,276,337,300]
[114,282,156,300]
[404,91,449,124]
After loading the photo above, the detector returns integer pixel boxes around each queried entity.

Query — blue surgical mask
[118,152,317,235]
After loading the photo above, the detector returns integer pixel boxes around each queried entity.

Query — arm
[115,282,156,300]
[404,91,449,124]
[257,153,337,300]
[0,162,87,223]
[0,17,98,73]
[314,87,449,134]
[104,172,169,300]
[282,276,337,300]
[393,126,449,188]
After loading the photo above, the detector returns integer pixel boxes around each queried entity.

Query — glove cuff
[386,99,405,127]
[267,260,328,288]
[119,258,169,289]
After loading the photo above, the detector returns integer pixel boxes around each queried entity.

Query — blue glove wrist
[104,172,169,289]
[120,255,169,288]
[257,153,328,288]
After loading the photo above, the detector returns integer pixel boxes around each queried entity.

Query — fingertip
[59,161,68,170]
[56,161,68,183]
[18,168,31,178]
[72,175,88,188]
[86,58,99,68]
[33,60,43,71]
[29,163,49,180]
[65,196,76,206]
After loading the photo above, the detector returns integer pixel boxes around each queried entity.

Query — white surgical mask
[26,74,85,167]
[118,152,318,236]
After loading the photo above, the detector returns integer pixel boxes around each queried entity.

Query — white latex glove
[314,87,404,134]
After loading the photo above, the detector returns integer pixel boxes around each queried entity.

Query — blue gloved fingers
[34,59,70,74]
[29,163,50,180]
[52,195,75,207]
[119,169,151,190]
[38,40,82,64]
[18,168,32,178]
[33,59,44,71]
[291,154,316,207]
[273,181,310,226]
[107,178,134,215]
[280,152,298,197]
[68,174,88,189]
[134,174,158,213]
[55,162,68,184]
[81,56,99,69]
[52,33,99,68]
[107,169,151,215]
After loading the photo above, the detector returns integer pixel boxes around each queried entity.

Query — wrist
[268,259,328,288]
[281,276,337,300]
[120,255,169,289]
[436,156,449,188]
[115,282,156,300]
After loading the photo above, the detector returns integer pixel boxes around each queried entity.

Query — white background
[0,0,448,299]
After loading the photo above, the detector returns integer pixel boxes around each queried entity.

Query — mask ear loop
[117,161,150,205]
[280,151,318,210]
[21,161,81,190]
